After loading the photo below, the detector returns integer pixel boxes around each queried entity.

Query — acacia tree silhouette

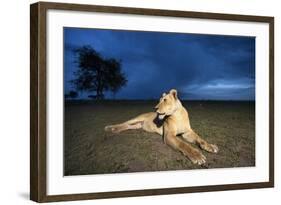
[71,45,127,99]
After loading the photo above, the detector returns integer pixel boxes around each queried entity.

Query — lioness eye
[163,99,166,102]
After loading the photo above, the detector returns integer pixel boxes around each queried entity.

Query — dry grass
[64,100,255,175]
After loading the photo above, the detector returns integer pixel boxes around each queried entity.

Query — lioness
[104,89,218,165]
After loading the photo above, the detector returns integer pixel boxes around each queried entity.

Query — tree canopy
[71,45,127,99]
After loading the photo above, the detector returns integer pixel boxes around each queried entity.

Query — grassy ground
[64,100,255,176]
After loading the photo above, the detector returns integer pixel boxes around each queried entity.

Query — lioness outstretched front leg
[164,124,206,165]
[182,129,219,153]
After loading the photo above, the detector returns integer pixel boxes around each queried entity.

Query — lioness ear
[170,89,178,99]
[162,93,166,97]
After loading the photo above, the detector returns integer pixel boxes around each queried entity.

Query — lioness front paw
[185,149,206,165]
[203,144,219,153]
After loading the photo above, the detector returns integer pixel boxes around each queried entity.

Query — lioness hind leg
[105,122,143,133]
[182,129,219,153]
[104,113,151,133]
[104,124,125,133]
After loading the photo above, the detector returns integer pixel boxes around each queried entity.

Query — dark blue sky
[64,27,255,100]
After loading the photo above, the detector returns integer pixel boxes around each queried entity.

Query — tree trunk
[96,67,104,100]
[96,88,104,100]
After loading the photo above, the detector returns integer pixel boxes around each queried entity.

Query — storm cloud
[64,27,255,100]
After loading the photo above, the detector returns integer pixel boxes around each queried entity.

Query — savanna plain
[64,100,255,175]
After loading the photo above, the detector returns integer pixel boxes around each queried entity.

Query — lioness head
[154,89,181,120]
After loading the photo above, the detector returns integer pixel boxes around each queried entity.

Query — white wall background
[0,0,279,204]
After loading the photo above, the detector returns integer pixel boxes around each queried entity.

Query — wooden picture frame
[30,1,274,202]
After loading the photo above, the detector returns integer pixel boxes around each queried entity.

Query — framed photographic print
[30,1,274,202]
